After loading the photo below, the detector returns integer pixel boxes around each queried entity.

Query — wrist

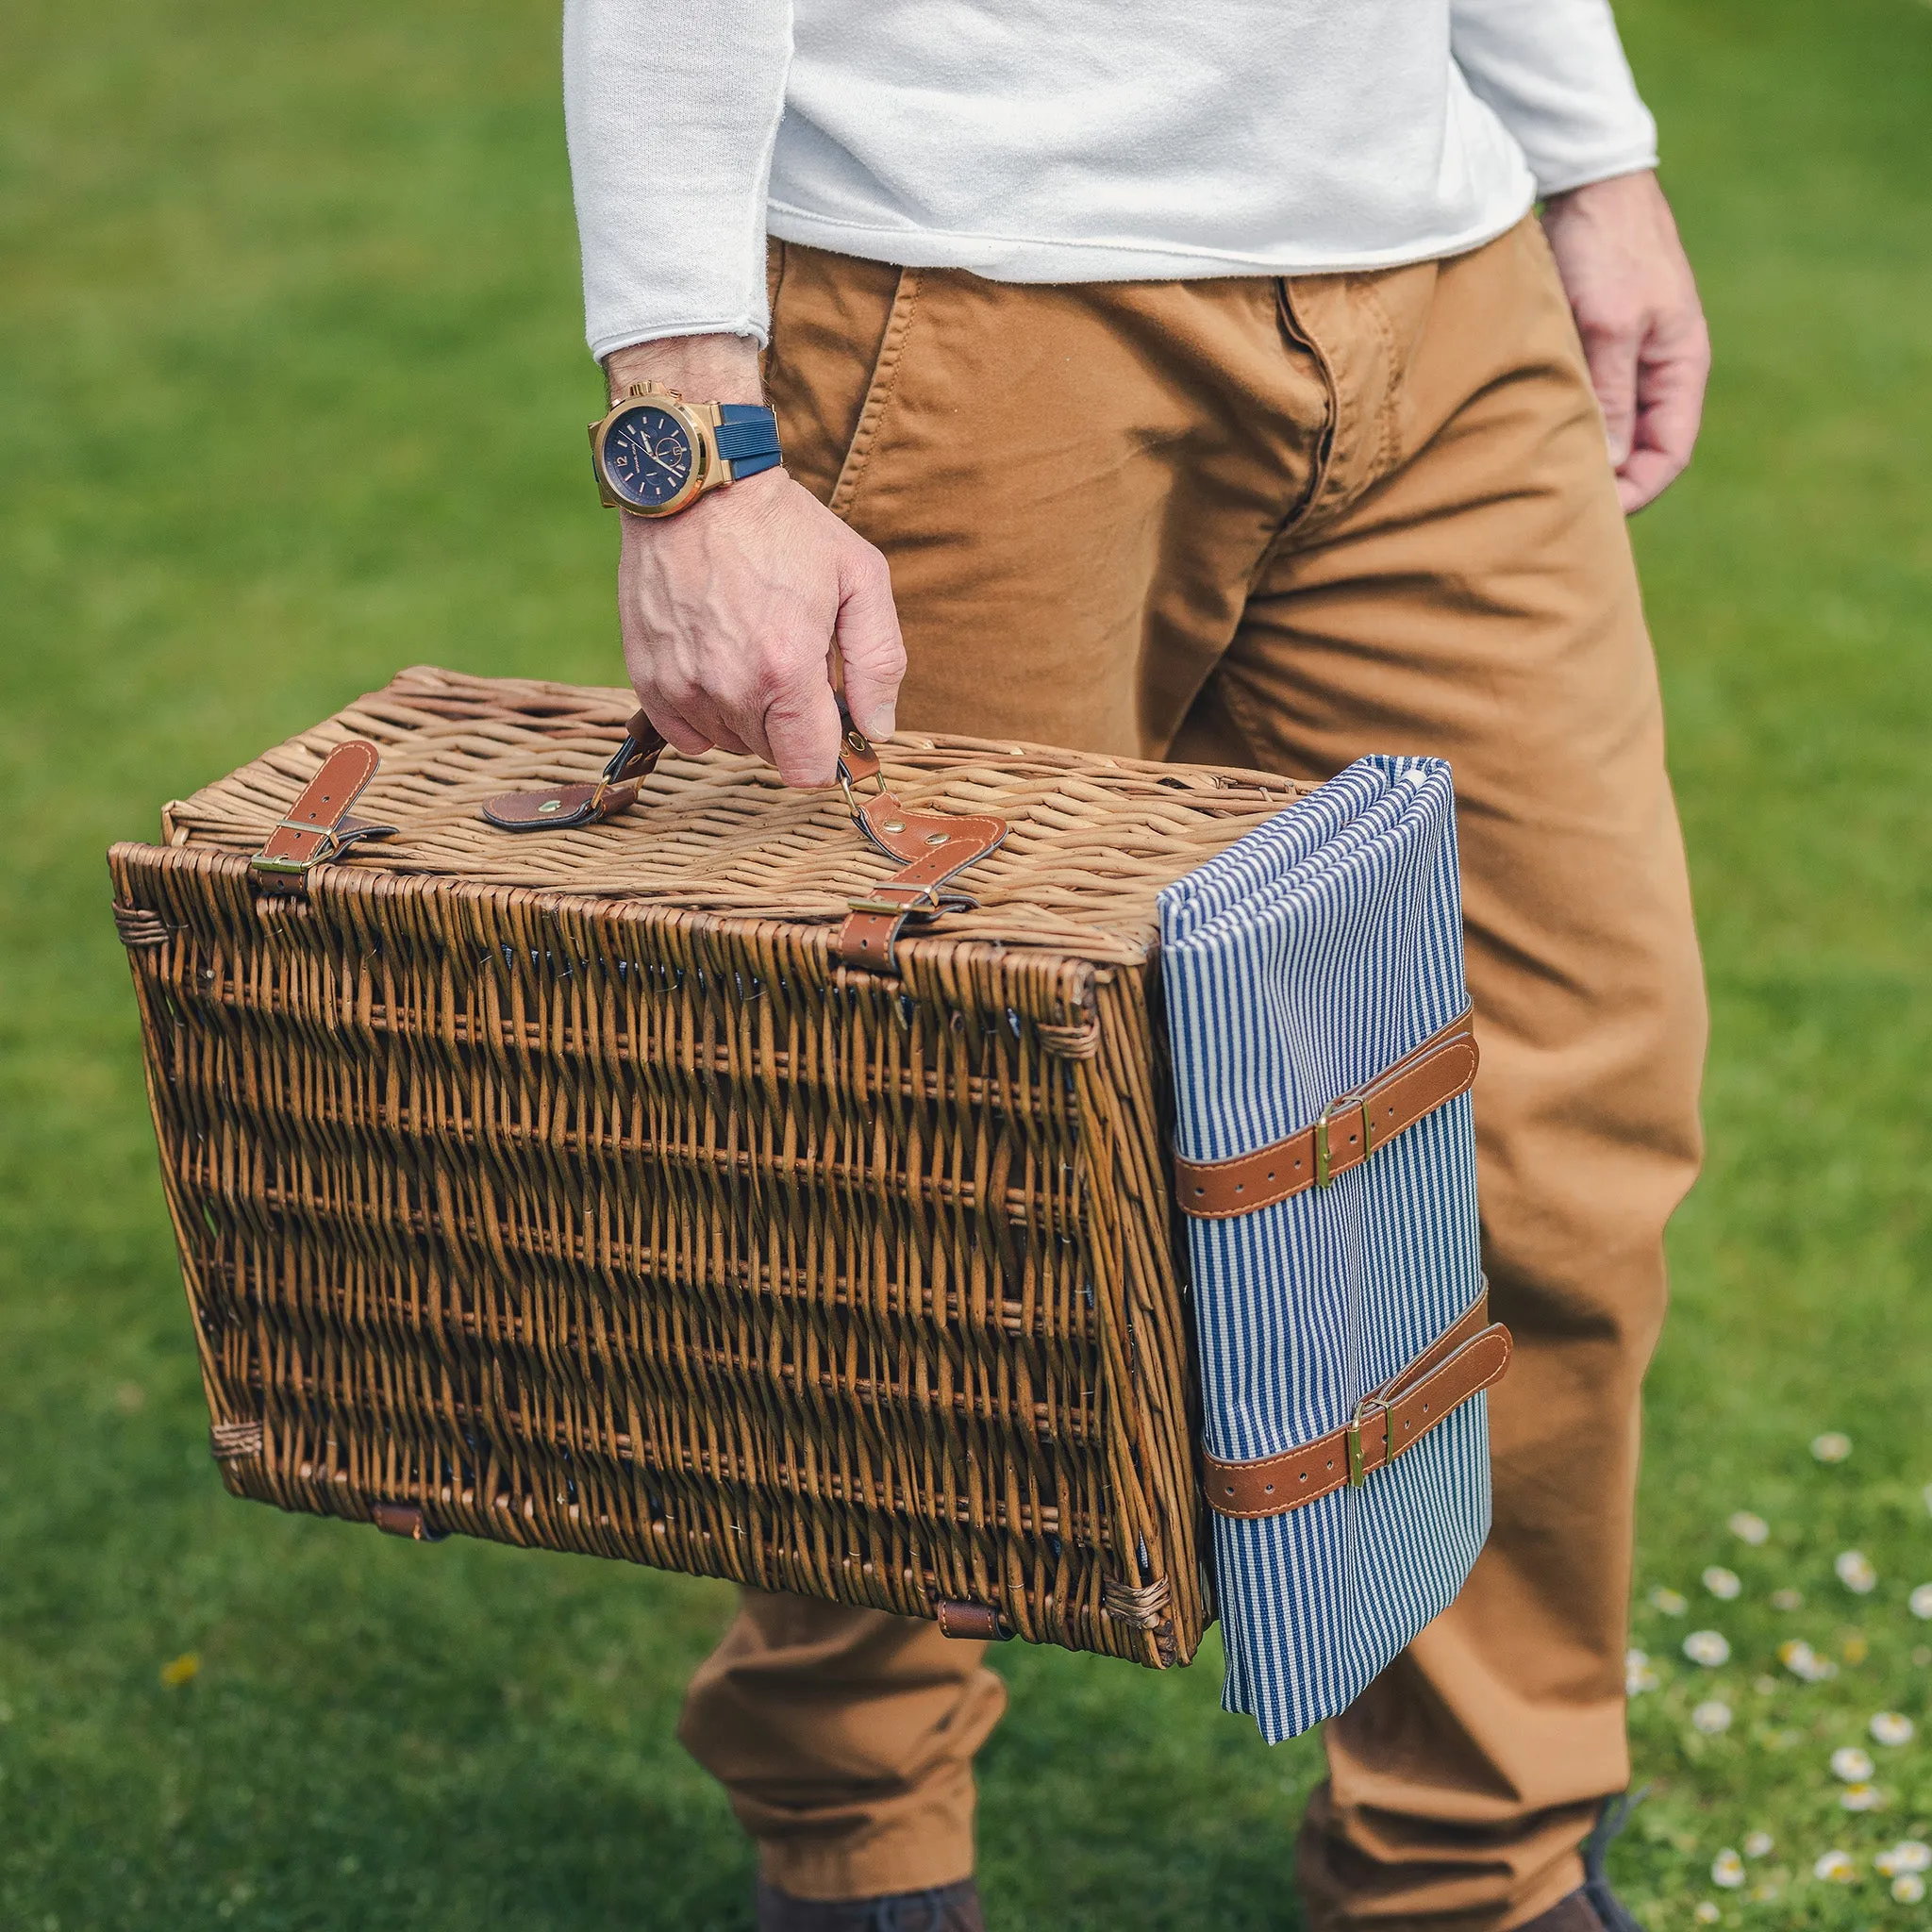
[602,333,764,408]
[1542,168,1659,218]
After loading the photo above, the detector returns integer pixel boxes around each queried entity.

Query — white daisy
[1753,1675,1779,1695]
[1743,1831,1774,1859]
[1684,1629,1731,1667]
[1702,1565,1742,1601]
[1727,1510,1770,1545]
[1840,1782,1886,1812]
[1908,1582,1932,1621]
[1624,1648,1659,1694]
[1811,1432,1853,1463]
[1649,1585,1688,1616]
[1835,1550,1877,1594]
[1771,1588,1804,1611]
[1870,1711,1915,1746]
[1779,1639,1837,1682]
[1693,1904,1721,1924]
[1890,1842,1931,1874]
[1711,1849,1745,1888]
[1895,1874,1927,1905]
[1691,1700,1733,1735]
[1831,1746,1875,1781]
[1813,1849,1857,1882]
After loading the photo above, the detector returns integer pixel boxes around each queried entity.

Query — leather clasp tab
[482,709,668,832]
[934,1599,1007,1641]
[250,740,395,891]
[371,1501,446,1542]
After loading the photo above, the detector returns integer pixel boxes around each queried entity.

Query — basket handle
[478,705,1008,974]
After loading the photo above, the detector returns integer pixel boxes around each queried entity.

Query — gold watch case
[587,380,727,519]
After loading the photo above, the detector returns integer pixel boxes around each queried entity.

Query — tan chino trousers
[677,218,1707,1931]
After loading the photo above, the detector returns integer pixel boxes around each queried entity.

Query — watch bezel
[589,389,714,518]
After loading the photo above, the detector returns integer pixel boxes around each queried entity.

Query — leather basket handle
[478,702,1007,974]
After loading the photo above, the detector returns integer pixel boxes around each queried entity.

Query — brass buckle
[1314,1092,1373,1188]
[250,825,339,876]
[1346,1395,1391,1488]
[846,883,942,918]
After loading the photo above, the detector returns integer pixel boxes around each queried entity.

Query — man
[561,1,1709,1925]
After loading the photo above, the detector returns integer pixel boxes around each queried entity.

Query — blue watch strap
[714,402,783,480]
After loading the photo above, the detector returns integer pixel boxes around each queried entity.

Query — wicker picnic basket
[108,667,1331,1671]
[110,668,1506,1708]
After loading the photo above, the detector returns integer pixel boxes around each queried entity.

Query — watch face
[603,403,696,510]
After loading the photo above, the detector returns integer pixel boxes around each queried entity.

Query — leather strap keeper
[371,1501,446,1542]
[250,740,396,891]
[482,710,668,831]
[1174,1008,1477,1219]
[1202,1292,1511,1520]
[934,1599,1007,1641]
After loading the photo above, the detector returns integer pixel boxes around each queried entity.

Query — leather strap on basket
[481,710,668,831]
[250,740,396,891]
[477,704,1008,974]
[1202,1291,1512,1520]
[1174,1009,1478,1219]
[830,715,1007,974]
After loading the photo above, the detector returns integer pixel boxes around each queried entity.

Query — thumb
[834,538,908,741]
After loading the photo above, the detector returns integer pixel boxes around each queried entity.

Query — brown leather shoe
[755,1877,985,1932]
[1515,1890,1641,1932]
[1515,1793,1644,1932]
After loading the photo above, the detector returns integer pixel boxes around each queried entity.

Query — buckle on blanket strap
[1174,1008,1479,1219]
[1346,1395,1391,1488]
[1200,1290,1513,1521]
[1316,1092,1372,1189]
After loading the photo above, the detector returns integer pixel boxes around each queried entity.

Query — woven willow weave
[111,668,1309,1668]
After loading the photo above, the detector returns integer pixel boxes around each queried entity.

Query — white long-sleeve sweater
[563,0,1657,359]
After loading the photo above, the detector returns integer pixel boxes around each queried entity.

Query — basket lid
[153,667,1307,967]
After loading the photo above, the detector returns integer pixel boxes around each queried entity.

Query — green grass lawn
[3,0,1929,1925]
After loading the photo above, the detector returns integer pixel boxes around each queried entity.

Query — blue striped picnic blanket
[1158,755,1491,1743]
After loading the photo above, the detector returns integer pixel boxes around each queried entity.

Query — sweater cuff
[591,318,770,363]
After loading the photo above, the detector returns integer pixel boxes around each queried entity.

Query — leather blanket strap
[830,721,1007,974]
[1202,1291,1513,1520]
[481,710,668,831]
[1174,1008,1478,1219]
[249,740,396,892]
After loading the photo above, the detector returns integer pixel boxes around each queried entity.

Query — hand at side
[1541,170,1711,515]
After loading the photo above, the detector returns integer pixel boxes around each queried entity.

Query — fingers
[1577,312,1643,475]
[759,677,845,789]
[833,539,907,742]
[639,701,718,759]
[1617,317,1712,515]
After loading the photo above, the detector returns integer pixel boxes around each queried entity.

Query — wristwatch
[588,379,783,518]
